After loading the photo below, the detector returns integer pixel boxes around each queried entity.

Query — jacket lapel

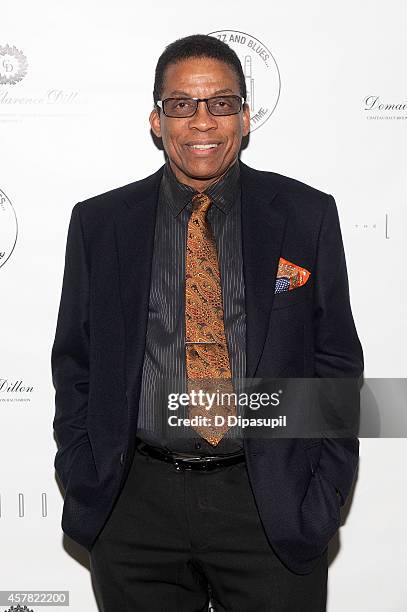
[115,164,165,407]
[239,161,287,377]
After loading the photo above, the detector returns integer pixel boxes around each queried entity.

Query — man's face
[149,56,250,191]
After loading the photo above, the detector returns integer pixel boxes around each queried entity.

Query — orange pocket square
[275,257,311,293]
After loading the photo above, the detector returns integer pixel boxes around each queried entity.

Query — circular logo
[0,189,18,268]
[0,44,28,85]
[207,30,280,132]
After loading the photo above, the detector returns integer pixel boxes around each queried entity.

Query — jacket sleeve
[51,202,90,492]
[313,194,364,505]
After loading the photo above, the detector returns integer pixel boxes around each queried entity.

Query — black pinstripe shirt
[136,157,246,455]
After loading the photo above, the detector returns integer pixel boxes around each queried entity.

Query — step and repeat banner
[1,1,406,611]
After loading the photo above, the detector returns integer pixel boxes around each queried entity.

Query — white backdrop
[1,1,406,610]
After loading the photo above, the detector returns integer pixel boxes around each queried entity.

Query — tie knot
[191,192,212,216]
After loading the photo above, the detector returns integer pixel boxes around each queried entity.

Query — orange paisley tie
[185,192,236,446]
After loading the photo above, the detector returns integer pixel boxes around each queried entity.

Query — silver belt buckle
[172,455,215,471]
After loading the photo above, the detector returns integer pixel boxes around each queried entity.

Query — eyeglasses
[156,95,245,118]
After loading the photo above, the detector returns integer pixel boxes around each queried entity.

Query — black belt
[136,440,245,471]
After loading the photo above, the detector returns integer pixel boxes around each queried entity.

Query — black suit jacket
[51,159,364,574]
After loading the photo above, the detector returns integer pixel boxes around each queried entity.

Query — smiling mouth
[185,143,222,153]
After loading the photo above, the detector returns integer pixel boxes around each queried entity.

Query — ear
[149,107,162,138]
[242,101,250,136]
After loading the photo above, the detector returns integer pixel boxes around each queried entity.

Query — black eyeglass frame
[155,95,246,117]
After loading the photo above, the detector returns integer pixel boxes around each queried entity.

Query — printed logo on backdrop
[0,190,17,268]
[207,30,280,132]
[364,95,407,120]
[0,42,80,122]
[353,214,391,239]
[0,379,34,401]
[0,44,28,85]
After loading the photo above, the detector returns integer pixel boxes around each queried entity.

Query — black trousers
[89,444,328,611]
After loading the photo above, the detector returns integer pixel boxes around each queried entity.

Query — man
[51,34,363,611]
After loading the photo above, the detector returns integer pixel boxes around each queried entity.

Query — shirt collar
[161,157,240,217]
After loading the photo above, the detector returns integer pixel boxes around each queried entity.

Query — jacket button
[120,451,125,465]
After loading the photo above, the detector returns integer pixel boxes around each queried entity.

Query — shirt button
[195,441,201,450]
